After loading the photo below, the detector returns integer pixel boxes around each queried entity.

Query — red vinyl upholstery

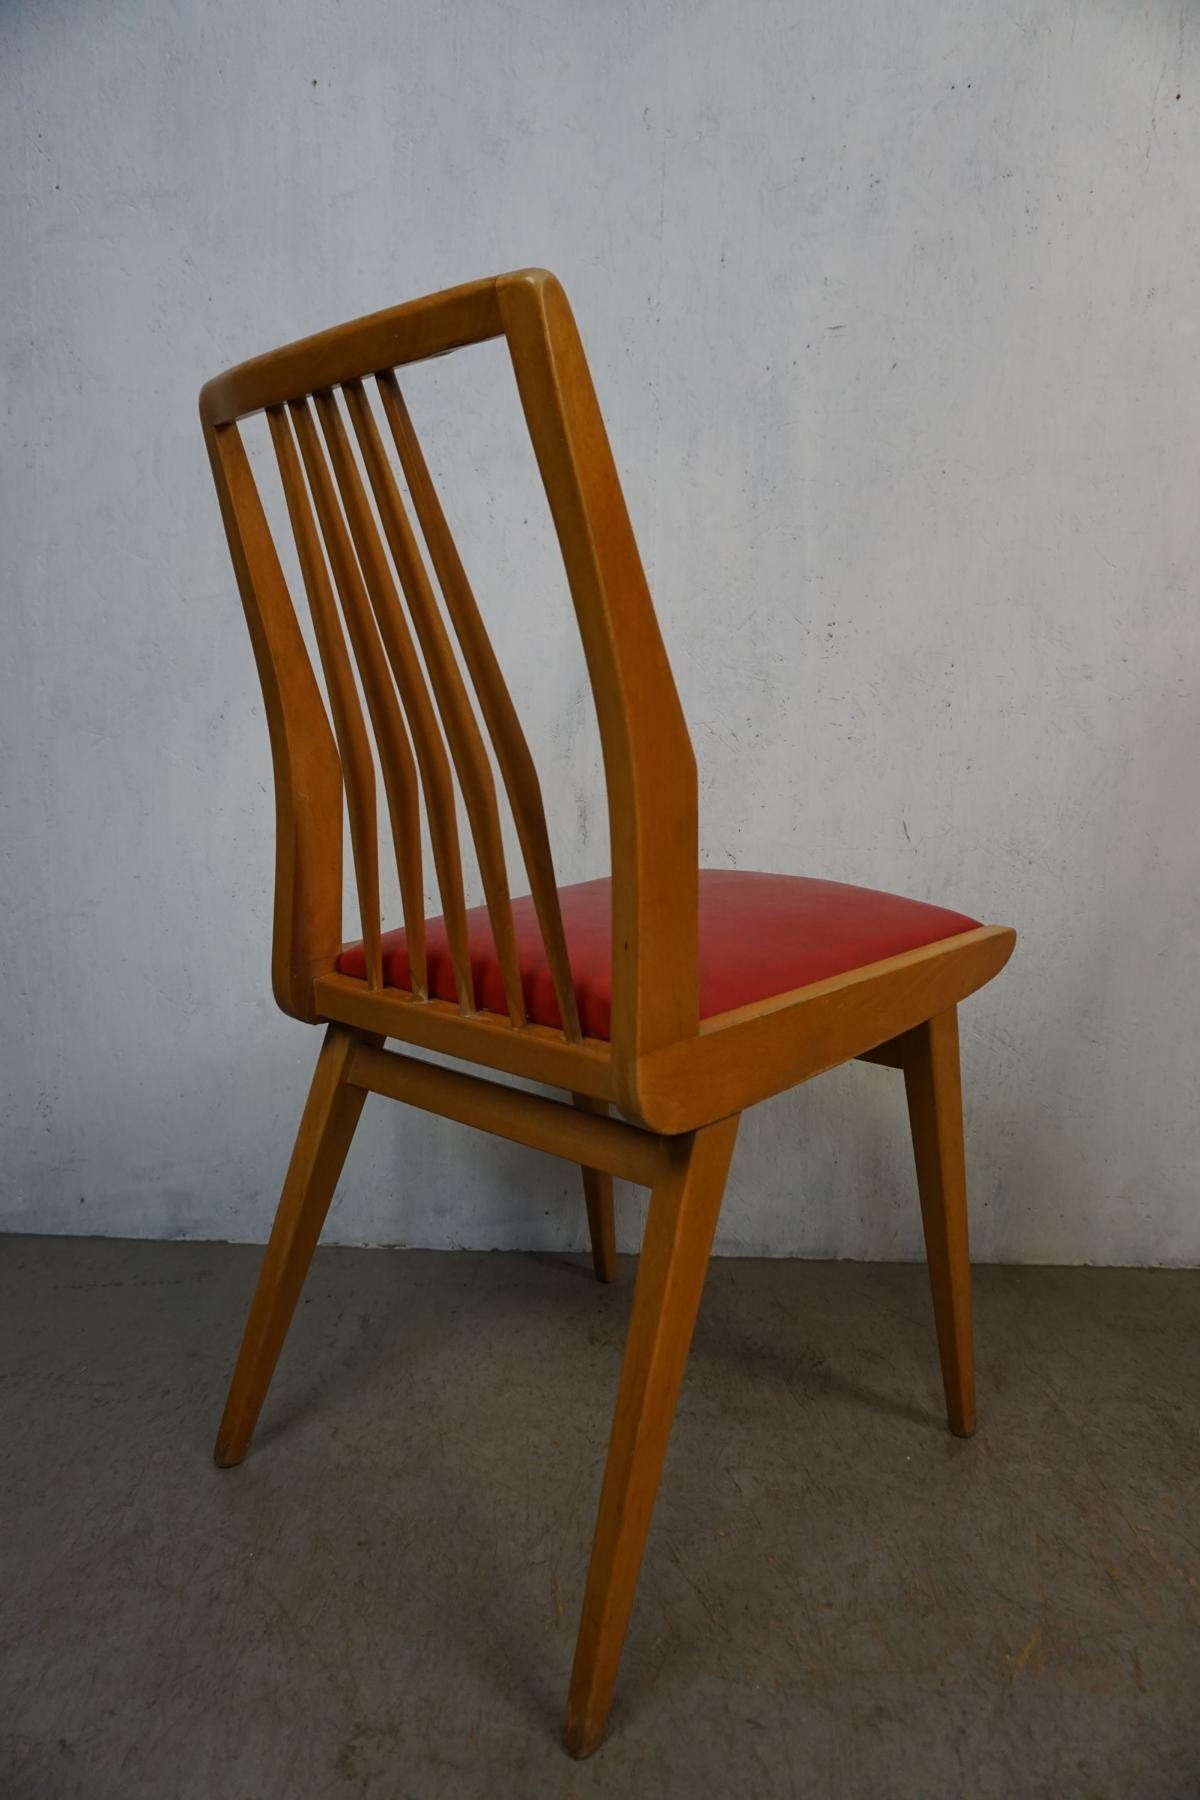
[336,871,979,1043]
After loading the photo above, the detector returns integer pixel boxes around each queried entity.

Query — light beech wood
[345,378,529,1028]
[200,268,1016,1758]
[376,370,584,1042]
[214,1024,377,1467]
[295,393,475,1009]
[497,271,698,1066]
[627,925,1015,1133]
[580,1165,617,1284]
[573,1092,618,1283]
[201,416,342,1021]
[903,1009,976,1436]
[347,1044,667,1187]
[312,971,614,1099]
[268,404,387,991]
[564,1116,740,1757]
[315,385,509,1013]
[201,277,504,425]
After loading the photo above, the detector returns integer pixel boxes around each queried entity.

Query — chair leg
[903,1008,976,1438]
[581,1167,618,1283]
[572,1093,617,1283]
[213,1023,373,1468]
[563,1114,740,1758]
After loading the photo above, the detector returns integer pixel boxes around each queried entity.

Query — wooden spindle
[342,379,528,1027]
[305,389,477,1014]
[267,406,383,990]
[376,371,584,1042]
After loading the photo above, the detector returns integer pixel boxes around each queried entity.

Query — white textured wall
[3,0,1197,1264]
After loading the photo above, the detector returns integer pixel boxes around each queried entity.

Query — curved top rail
[199,273,533,425]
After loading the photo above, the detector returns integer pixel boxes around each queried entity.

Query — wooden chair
[199,269,1014,1758]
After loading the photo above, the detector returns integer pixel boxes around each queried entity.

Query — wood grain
[201,267,1016,1758]
[200,416,342,1021]
[214,1024,376,1466]
[903,1009,976,1436]
[297,392,474,1008]
[375,370,585,1043]
[312,971,615,1100]
[347,1043,666,1186]
[627,926,1016,1133]
[573,1092,618,1282]
[498,271,699,1068]
[268,404,387,990]
[342,377,526,1023]
[200,277,503,425]
[564,1115,740,1757]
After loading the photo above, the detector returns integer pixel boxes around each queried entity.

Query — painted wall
[3,0,1197,1264]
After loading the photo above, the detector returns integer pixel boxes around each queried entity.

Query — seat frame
[199,269,1014,1757]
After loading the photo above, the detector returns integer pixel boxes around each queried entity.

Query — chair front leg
[564,1113,740,1758]
[903,1008,976,1437]
[214,1023,376,1468]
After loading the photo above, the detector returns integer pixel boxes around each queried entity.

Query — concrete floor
[0,1238,1197,1800]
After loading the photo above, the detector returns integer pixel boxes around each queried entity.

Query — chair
[199,269,1014,1758]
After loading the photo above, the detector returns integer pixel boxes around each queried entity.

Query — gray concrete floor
[0,1238,1197,1800]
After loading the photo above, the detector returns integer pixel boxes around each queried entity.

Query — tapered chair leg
[903,1008,976,1438]
[214,1024,373,1468]
[581,1167,618,1282]
[572,1093,617,1283]
[564,1114,740,1758]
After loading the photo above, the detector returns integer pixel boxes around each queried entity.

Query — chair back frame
[200,270,698,1084]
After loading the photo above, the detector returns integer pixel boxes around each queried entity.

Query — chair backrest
[200,269,698,1065]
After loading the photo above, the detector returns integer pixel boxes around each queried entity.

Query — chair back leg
[564,1113,740,1757]
[581,1165,618,1282]
[572,1093,618,1282]
[214,1023,376,1467]
[903,1008,976,1437]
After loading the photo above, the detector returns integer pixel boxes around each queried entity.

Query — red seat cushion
[336,871,979,1042]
